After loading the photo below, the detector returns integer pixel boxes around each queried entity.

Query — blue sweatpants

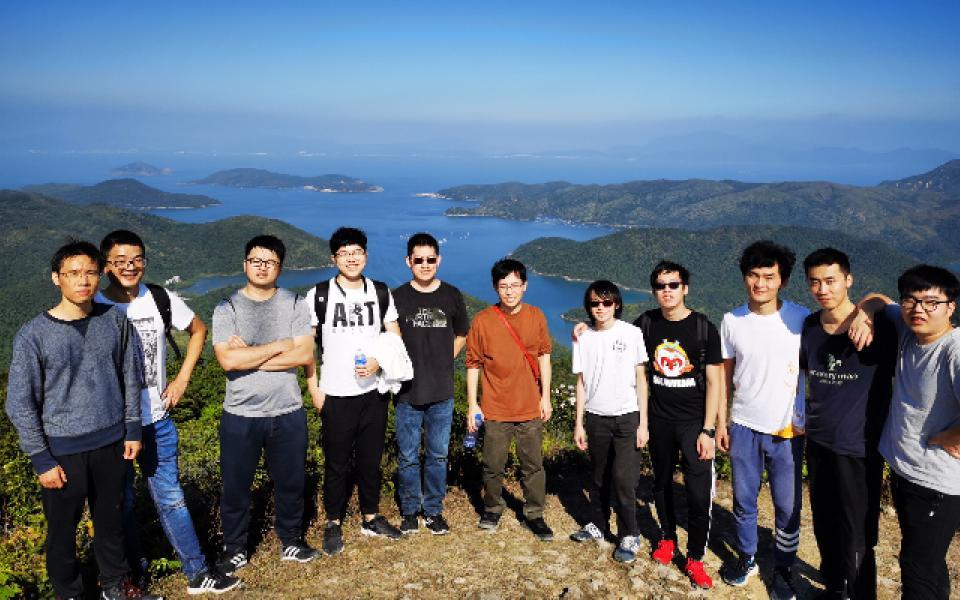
[729,422,804,567]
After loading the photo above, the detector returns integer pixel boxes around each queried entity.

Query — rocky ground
[152,471,958,599]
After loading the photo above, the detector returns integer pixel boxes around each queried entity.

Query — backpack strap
[145,283,182,361]
[634,310,654,384]
[372,280,389,333]
[692,311,710,392]
[492,305,541,390]
[313,280,332,359]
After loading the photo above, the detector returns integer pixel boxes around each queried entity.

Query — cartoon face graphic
[653,339,694,378]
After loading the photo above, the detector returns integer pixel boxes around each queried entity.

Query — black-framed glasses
[412,256,438,265]
[245,258,280,269]
[106,257,146,268]
[901,296,952,313]
[653,281,683,291]
[588,299,616,308]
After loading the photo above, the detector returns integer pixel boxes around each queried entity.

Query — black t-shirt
[392,281,470,406]
[799,308,897,457]
[637,310,722,423]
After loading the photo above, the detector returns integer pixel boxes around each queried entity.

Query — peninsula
[191,168,382,192]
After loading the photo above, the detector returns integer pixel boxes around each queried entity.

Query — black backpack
[145,283,182,361]
[634,309,710,392]
[312,278,390,358]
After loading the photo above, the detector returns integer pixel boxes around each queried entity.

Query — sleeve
[384,289,399,324]
[292,293,312,338]
[705,320,723,365]
[118,315,143,442]
[720,314,736,360]
[303,286,319,327]
[798,332,808,371]
[571,339,582,374]
[5,329,58,474]
[211,300,238,345]
[465,313,484,369]
[168,289,196,331]
[452,288,470,337]
[635,326,649,365]
[536,310,551,356]
[883,303,906,339]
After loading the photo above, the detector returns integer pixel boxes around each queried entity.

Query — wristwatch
[699,428,716,438]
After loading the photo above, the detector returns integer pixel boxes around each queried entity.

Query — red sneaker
[685,557,714,589]
[651,539,676,565]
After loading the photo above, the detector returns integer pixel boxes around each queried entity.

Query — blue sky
[1,0,958,153]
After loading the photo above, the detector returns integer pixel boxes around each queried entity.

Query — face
[243,247,282,287]
[495,272,527,310]
[653,270,688,310]
[744,264,783,305]
[588,291,618,327]
[333,244,367,279]
[406,245,441,284]
[806,264,852,310]
[104,243,146,289]
[52,254,101,304]
[900,287,956,338]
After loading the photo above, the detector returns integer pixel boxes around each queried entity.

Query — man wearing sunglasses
[391,233,469,536]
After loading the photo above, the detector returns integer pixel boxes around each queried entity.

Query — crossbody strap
[492,305,540,381]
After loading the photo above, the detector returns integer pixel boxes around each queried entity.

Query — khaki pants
[481,419,546,520]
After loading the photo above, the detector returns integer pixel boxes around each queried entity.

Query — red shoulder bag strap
[493,305,541,386]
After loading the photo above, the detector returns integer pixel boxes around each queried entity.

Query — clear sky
[1,0,958,153]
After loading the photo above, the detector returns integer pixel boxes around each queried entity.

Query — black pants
[42,441,128,598]
[807,440,882,599]
[891,472,960,600]
[648,417,714,560]
[219,408,307,552]
[321,390,389,520]
[584,411,639,537]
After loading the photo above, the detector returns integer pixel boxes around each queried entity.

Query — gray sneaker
[613,535,640,563]
[569,522,604,543]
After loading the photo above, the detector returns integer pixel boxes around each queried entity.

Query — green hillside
[22,178,220,209]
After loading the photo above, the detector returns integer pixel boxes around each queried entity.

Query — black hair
[739,240,796,283]
[245,235,286,265]
[51,239,104,273]
[100,229,145,257]
[407,232,439,256]
[329,227,367,254]
[649,260,690,288]
[491,258,527,286]
[583,280,624,324]
[897,264,960,302]
[803,247,850,276]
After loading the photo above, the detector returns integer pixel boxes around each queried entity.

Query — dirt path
[153,475,958,599]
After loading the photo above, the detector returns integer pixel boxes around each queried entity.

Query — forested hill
[511,225,916,325]
[22,178,220,209]
[190,168,381,192]
[0,190,330,365]
[442,160,960,262]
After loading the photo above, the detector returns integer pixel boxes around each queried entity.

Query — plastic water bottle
[354,349,367,375]
[464,414,484,449]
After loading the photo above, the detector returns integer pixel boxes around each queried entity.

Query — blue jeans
[123,417,207,579]
[395,398,453,516]
[729,422,804,567]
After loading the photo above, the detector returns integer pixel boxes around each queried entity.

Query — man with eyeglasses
[212,235,320,575]
[304,227,404,554]
[96,230,239,594]
[391,232,469,536]
[6,241,161,600]
[466,258,554,541]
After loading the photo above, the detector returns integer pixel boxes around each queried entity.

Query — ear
[405,256,413,269]
[435,255,442,268]
[846,273,854,289]
[51,271,60,287]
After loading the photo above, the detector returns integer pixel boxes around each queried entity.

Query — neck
[498,302,522,315]
[50,297,93,320]
[242,283,278,301]
[820,297,856,325]
[103,281,139,303]
[660,304,691,321]
[337,272,364,289]
[748,297,781,315]
[594,318,616,331]
[916,324,954,346]
[410,278,440,293]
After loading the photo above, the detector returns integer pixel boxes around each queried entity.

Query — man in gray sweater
[5,240,160,600]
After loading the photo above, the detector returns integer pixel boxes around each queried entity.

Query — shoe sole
[427,528,450,535]
[721,565,759,587]
[400,529,419,535]
[478,521,500,531]
[523,522,554,541]
[360,527,401,540]
[613,553,636,564]
[280,554,320,563]
[187,579,244,595]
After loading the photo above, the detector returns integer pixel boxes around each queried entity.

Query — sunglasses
[588,299,616,308]
[653,281,683,291]
[412,256,438,265]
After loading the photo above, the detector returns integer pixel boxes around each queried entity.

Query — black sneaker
[771,567,797,600]
[100,580,164,600]
[323,521,344,555]
[424,514,450,535]
[281,540,321,563]
[720,553,758,586]
[525,517,554,541]
[186,569,242,595]
[360,515,402,540]
[478,511,502,530]
[400,514,420,534]
[214,549,247,576]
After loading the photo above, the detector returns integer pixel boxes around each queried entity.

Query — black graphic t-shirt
[638,310,722,423]
[799,309,897,457]
[393,281,470,406]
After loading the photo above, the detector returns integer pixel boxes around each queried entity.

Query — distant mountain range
[443,160,960,262]
[190,168,382,192]
[109,161,172,176]
[22,178,219,209]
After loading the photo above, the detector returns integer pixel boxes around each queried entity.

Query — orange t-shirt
[465,304,552,421]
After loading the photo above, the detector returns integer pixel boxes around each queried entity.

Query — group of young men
[5,229,960,600]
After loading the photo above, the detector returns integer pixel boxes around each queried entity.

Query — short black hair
[407,232,439,256]
[51,239,104,273]
[100,229,145,257]
[803,247,850,276]
[739,240,796,283]
[649,261,690,289]
[491,258,526,286]
[584,280,624,324]
[897,264,959,302]
[329,227,367,254]
[245,235,286,265]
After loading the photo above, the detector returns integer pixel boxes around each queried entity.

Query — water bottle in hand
[354,349,367,377]
[464,414,484,449]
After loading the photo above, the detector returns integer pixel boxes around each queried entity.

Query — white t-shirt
[304,277,399,397]
[721,300,809,436]
[572,320,649,416]
[95,284,195,425]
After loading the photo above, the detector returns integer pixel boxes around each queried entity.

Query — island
[190,168,382,192]
[22,178,220,210]
[109,161,173,177]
